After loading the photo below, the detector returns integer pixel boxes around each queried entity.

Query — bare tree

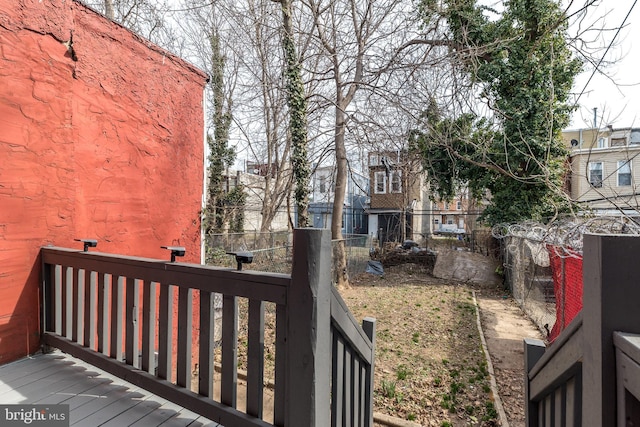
[302,0,414,287]
[78,0,183,54]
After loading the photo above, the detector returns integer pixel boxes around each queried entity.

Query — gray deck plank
[75,391,157,426]
[0,351,221,427]
[34,377,113,405]
[157,411,211,427]
[65,379,136,412]
[0,354,66,382]
[69,381,150,424]
[129,401,188,427]
[5,365,101,403]
[0,360,76,396]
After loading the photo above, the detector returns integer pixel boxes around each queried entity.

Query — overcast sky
[569,0,640,129]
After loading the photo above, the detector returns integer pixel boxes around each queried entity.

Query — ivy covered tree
[412,0,582,225]
[273,0,310,228]
[203,32,239,234]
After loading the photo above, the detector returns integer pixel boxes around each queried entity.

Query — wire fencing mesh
[494,217,640,341]
[205,232,374,278]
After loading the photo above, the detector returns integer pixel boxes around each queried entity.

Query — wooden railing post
[363,317,377,427]
[286,228,332,426]
[583,234,640,425]
[524,338,545,427]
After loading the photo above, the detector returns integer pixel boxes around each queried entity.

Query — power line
[573,0,638,106]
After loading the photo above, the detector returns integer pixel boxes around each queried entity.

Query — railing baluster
[158,284,174,382]
[221,294,238,408]
[84,270,95,349]
[344,345,352,427]
[352,356,360,427]
[63,266,71,339]
[126,277,140,367]
[199,290,215,398]
[246,298,265,418]
[73,268,81,343]
[97,274,110,355]
[54,265,62,335]
[274,303,287,425]
[110,276,124,361]
[142,281,157,374]
[177,286,193,389]
[332,334,345,427]
[359,361,366,427]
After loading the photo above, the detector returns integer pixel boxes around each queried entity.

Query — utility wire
[573,0,638,106]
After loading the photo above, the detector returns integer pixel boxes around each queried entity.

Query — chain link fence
[494,217,640,341]
[205,232,374,278]
[501,236,556,337]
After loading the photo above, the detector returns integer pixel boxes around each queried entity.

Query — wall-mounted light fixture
[226,251,253,271]
[75,238,98,252]
[161,246,186,262]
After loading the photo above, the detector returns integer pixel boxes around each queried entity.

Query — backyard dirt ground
[344,264,544,427]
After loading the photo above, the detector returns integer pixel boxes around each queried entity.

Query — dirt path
[476,294,544,427]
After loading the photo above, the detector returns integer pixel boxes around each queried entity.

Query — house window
[444,202,450,210]
[611,138,627,147]
[588,162,603,188]
[447,215,454,225]
[319,175,327,193]
[390,171,402,193]
[618,160,632,186]
[369,154,380,166]
[374,171,386,194]
[597,137,608,148]
[456,200,462,210]
[434,216,440,224]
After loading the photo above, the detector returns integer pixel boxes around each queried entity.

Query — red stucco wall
[0,0,207,363]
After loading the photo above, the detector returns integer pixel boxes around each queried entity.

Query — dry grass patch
[345,266,499,426]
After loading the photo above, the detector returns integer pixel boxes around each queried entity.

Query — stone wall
[0,0,208,363]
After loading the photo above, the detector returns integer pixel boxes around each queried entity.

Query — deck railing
[524,234,640,426]
[40,228,375,427]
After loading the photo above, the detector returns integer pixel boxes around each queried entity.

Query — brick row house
[430,190,479,235]
[366,151,431,243]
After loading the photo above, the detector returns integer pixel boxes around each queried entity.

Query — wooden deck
[0,351,221,427]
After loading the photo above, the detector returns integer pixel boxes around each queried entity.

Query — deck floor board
[0,352,221,427]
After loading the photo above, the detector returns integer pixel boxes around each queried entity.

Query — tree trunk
[331,106,349,289]
[104,0,114,19]
[278,0,310,228]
